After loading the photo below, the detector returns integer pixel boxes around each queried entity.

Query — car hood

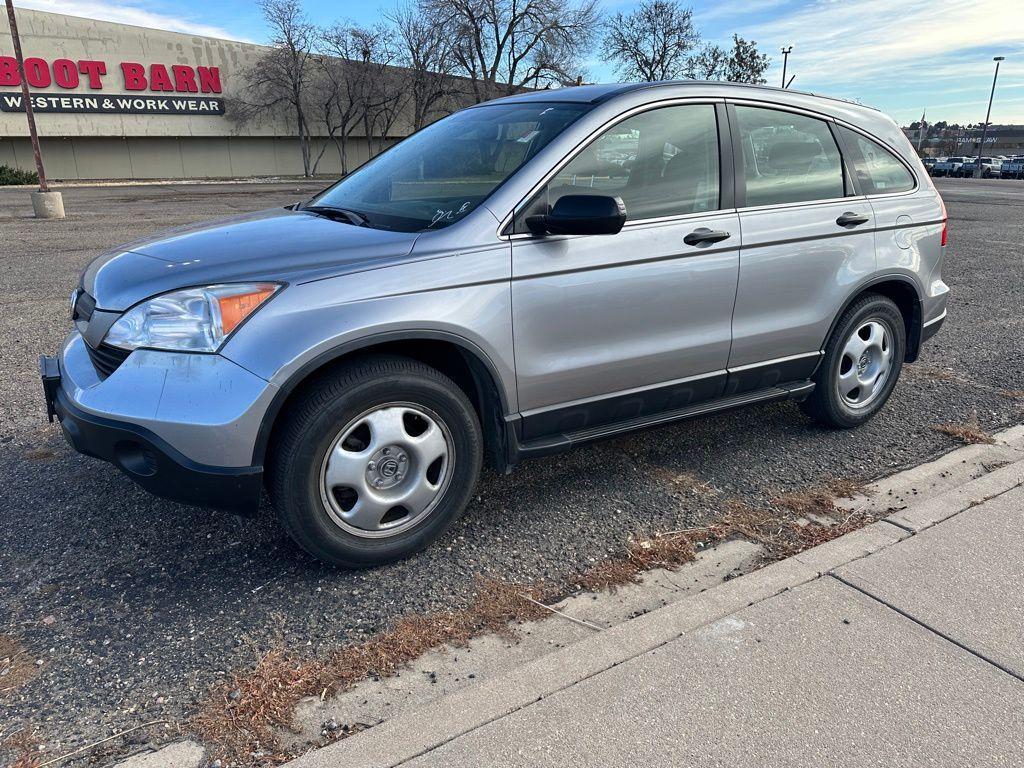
[83,208,420,310]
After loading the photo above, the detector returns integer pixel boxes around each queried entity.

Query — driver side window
[515,104,721,232]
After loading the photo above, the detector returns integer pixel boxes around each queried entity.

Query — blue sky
[14,0,1024,125]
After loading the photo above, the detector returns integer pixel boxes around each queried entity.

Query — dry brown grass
[770,478,862,518]
[0,730,41,768]
[576,477,866,592]
[574,532,699,592]
[649,468,717,499]
[21,448,56,462]
[913,366,957,381]
[709,497,871,560]
[192,577,554,764]
[933,414,995,445]
[0,636,38,699]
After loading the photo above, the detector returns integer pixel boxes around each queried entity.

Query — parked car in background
[960,157,1002,177]
[921,157,938,172]
[41,82,950,566]
[931,156,968,177]
[1000,156,1024,179]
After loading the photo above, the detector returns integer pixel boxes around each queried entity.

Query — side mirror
[526,194,627,236]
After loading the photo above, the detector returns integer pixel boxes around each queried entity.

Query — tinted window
[839,127,915,194]
[311,102,591,232]
[523,104,720,227]
[735,106,844,206]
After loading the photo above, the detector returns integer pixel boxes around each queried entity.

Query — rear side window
[735,105,844,207]
[838,127,915,195]
[517,103,720,230]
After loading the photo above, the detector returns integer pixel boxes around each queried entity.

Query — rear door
[727,103,876,393]
[510,102,740,441]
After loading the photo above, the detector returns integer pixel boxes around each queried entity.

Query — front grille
[85,342,130,379]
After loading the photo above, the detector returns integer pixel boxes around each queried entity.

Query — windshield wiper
[299,205,369,227]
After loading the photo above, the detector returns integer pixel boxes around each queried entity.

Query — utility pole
[4,0,63,217]
[974,56,1004,178]
[780,46,793,88]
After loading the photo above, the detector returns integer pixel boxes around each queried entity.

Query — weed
[770,478,862,517]
[0,636,38,699]
[0,730,40,768]
[575,532,698,592]
[650,468,717,498]
[933,414,995,445]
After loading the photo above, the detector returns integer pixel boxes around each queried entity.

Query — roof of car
[485,80,878,113]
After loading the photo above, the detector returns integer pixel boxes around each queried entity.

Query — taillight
[938,194,948,247]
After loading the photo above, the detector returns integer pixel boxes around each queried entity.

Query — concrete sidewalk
[288,440,1024,768]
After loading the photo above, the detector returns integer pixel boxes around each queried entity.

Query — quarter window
[735,106,844,207]
[518,104,720,230]
[838,127,915,194]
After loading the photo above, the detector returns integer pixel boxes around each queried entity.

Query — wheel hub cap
[857,351,871,374]
[319,404,454,539]
[366,446,408,489]
[836,319,893,410]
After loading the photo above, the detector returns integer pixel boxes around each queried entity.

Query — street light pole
[975,56,1005,178]
[780,46,793,88]
[4,0,63,217]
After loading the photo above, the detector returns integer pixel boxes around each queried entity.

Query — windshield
[308,102,592,233]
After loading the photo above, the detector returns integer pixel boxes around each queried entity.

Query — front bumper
[41,333,276,515]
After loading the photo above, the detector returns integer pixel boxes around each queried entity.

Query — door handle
[684,228,731,246]
[836,212,870,227]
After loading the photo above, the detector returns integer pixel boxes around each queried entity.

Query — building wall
[0,135,378,179]
[0,8,403,179]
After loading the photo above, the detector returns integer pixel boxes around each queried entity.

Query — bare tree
[316,24,376,174]
[389,2,457,130]
[425,0,600,103]
[234,0,317,176]
[348,24,407,156]
[685,41,728,80]
[601,0,699,82]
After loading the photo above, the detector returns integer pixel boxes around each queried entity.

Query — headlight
[104,283,280,353]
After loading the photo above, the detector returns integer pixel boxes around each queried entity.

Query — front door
[510,102,741,441]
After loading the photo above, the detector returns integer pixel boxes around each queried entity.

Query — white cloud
[733,0,1023,122]
[13,0,248,41]
[743,0,1020,88]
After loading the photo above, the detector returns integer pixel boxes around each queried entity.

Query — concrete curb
[282,440,1024,768]
[886,459,1024,532]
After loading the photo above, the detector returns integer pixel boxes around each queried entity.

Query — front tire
[801,294,905,429]
[268,355,483,567]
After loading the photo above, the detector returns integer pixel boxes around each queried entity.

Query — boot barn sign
[0,58,225,115]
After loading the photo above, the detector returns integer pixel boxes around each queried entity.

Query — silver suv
[41,82,949,566]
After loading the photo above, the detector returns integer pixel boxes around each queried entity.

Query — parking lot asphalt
[1,178,1022,761]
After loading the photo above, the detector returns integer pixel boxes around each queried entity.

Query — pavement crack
[880,518,916,535]
[829,574,1024,685]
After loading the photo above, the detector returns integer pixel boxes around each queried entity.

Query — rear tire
[800,294,905,429]
[267,355,483,567]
